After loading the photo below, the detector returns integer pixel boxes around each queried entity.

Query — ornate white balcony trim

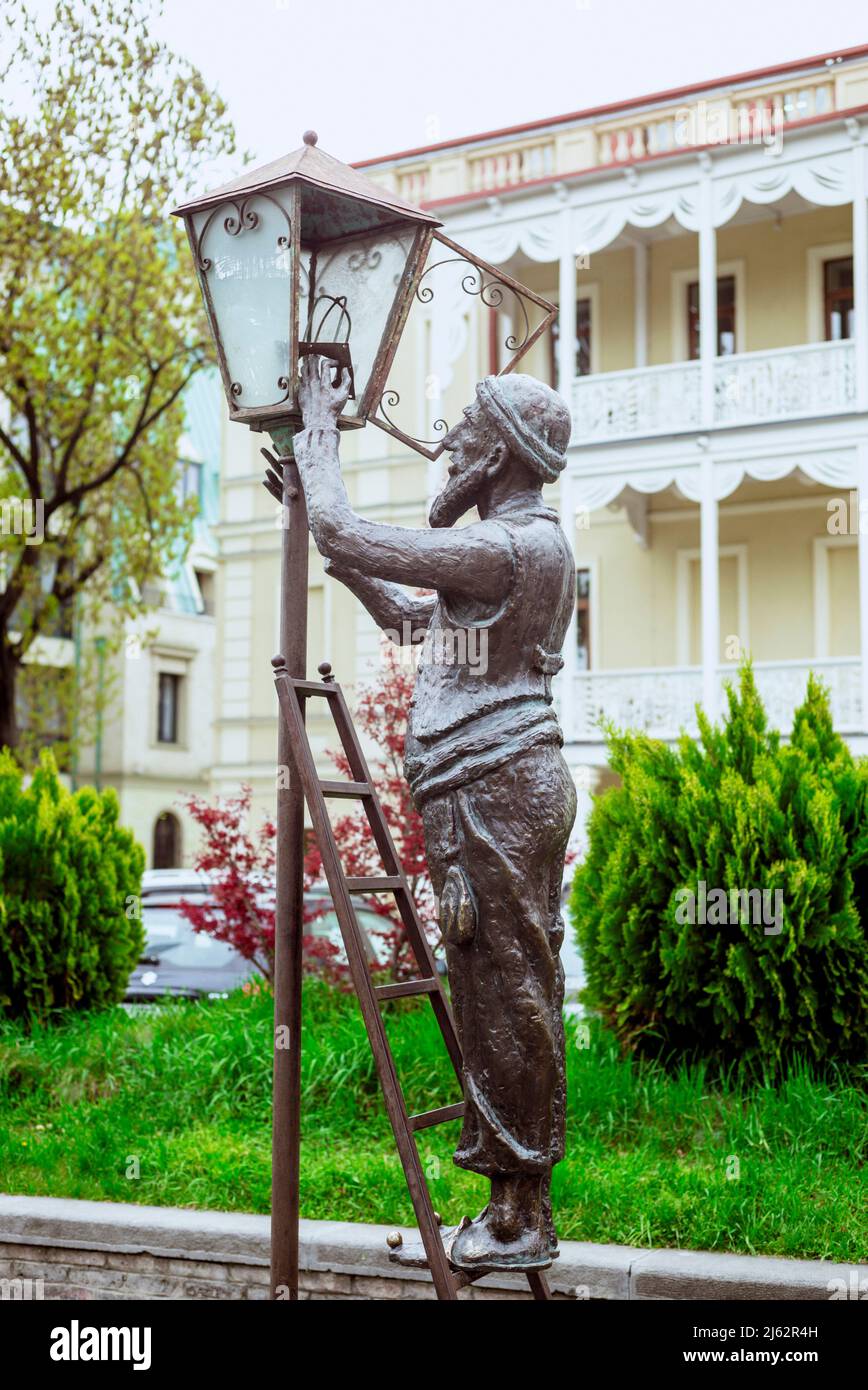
[447,143,857,267]
[571,340,858,449]
[569,657,862,743]
[572,360,701,445]
[713,340,857,427]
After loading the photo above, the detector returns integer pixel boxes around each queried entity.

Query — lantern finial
[302,130,318,146]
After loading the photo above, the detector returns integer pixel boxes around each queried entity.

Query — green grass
[0,981,866,1261]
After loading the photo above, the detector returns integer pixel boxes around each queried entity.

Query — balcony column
[698,163,717,428]
[559,471,578,742]
[699,451,720,719]
[558,208,577,395]
[853,140,868,412]
[633,240,648,368]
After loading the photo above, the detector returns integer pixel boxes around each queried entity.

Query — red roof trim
[413,102,868,213]
[354,44,868,169]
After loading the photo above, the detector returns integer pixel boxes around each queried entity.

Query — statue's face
[429,401,499,529]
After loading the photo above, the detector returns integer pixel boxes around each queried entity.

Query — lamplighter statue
[294,355,577,1272]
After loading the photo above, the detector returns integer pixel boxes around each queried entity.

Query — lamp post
[172,133,557,1299]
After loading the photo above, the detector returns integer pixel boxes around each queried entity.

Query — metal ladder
[272,654,554,1302]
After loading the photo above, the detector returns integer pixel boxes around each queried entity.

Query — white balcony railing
[713,341,857,426]
[467,140,556,194]
[571,340,857,444]
[383,76,839,202]
[571,360,702,442]
[569,658,862,742]
[598,80,835,165]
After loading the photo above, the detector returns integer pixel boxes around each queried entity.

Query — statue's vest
[404,508,575,806]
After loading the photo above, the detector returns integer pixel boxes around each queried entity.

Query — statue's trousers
[420,743,577,1178]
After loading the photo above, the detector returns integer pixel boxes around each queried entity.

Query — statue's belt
[404,698,561,806]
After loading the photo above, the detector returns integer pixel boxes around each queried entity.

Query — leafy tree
[179,786,280,984]
[570,664,868,1074]
[0,748,145,1023]
[0,0,237,753]
[181,648,437,983]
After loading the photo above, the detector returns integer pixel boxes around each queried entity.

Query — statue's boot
[449,1175,550,1272]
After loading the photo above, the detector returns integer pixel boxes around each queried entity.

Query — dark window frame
[687,274,737,360]
[157,671,181,745]
[549,296,593,388]
[823,256,854,342]
[576,567,591,670]
[152,812,181,869]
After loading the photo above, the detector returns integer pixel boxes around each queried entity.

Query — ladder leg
[527,1271,554,1301]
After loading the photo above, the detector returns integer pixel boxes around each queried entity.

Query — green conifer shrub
[570,665,868,1073]
[0,749,144,1023]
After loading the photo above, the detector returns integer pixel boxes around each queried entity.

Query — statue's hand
[298,354,351,429]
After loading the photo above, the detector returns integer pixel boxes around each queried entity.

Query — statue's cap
[475,375,570,483]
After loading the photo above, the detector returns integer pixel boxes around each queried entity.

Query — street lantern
[172,132,556,449]
[172,131,440,433]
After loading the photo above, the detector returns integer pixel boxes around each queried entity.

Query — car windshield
[142,905,240,969]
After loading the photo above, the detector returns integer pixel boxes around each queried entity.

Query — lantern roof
[172,132,442,236]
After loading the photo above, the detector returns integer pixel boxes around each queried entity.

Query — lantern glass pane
[193,192,293,411]
[299,227,414,418]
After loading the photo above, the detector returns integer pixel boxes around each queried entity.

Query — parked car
[124,870,396,1003]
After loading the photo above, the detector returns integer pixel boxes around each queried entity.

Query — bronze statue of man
[294,355,577,1272]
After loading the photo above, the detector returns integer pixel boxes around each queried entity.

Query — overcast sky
[148,0,867,174]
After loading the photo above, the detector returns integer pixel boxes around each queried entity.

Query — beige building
[76,372,220,868]
[212,45,868,842]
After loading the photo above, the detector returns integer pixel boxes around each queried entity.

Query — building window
[550,297,593,387]
[177,459,203,506]
[153,812,181,869]
[687,275,736,359]
[195,568,215,616]
[576,568,592,670]
[157,672,181,744]
[824,257,854,341]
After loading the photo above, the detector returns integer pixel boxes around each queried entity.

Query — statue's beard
[428,459,487,529]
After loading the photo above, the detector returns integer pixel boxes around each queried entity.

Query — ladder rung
[375,977,438,1002]
[285,678,338,697]
[409,1101,465,1132]
[346,875,403,893]
[318,779,371,798]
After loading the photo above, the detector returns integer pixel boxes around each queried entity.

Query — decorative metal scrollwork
[378,389,448,446]
[195,193,292,273]
[414,257,532,356]
[347,246,383,274]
